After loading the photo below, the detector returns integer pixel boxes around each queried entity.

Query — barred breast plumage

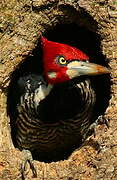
[15,74,96,159]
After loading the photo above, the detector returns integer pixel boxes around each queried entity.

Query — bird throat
[34,78,95,124]
[19,75,95,125]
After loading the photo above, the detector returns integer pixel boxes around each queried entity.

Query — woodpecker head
[41,36,109,84]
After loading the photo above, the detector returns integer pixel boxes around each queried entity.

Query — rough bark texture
[0,0,117,179]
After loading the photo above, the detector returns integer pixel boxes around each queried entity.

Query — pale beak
[66,61,110,79]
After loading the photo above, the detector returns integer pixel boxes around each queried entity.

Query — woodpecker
[12,37,109,177]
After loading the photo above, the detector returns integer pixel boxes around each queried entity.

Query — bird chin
[71,75,89,83]
[52,77,81,89]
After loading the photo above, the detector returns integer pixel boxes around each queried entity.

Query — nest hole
[7,23,111,162]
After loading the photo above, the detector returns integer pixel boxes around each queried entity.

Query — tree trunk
[0,0,117,179]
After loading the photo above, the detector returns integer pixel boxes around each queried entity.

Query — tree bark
[0,0,117,179]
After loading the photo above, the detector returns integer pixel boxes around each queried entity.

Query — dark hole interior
[7,23,111,162]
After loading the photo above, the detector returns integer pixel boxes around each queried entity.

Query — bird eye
[58,56,67,65]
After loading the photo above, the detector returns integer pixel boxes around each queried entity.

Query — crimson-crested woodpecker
[14,37,109,161]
